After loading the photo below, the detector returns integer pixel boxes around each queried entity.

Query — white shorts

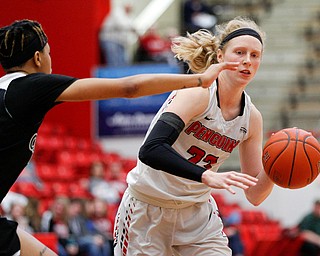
[113,189,231,256]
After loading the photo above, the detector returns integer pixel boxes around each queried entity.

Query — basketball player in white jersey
[114,16,274,256]
[0,19,239,256]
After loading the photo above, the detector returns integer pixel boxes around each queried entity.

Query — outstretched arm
[57,62,239,101]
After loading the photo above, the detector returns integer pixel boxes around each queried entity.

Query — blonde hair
[172,16,266,74]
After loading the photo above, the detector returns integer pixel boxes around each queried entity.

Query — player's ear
[33,51,41,67]
[216,48,223,63]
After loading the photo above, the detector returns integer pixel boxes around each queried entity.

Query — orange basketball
[262,127,320,189]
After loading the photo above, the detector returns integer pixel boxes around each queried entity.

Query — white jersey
[127,81,252,203]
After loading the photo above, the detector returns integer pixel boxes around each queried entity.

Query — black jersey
[0,72,77,203]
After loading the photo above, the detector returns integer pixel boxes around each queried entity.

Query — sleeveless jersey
[0,72,76,203]
[127,81,252,203]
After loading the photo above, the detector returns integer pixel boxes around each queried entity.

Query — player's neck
[6,68,29,75]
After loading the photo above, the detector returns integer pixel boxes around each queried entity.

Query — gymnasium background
[2,0,320,253]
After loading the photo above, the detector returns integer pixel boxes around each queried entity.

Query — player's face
[39,43,52,74]
[218,35,263,85]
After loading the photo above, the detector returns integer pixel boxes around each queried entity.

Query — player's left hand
[201,170,258,194]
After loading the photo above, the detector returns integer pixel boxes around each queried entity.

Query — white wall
[101,136,144,158]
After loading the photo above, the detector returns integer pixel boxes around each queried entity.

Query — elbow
[138,145,148,164]
[138,143,163,170]
[122,80,139,98]
[246,195,262,206]
[245,173,274,206]
[138,143,155,167]
[249,200,263,207]
[245,192,268,207]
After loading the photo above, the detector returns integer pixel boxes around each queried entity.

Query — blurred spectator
[88,161,120,204]
[48,197,79,256]
[223,210,244,256]
[68,198,112,256]
[1,191,28,215]
[106,162,127,199]
[25,197,42,233]
[90,198,114,246]
[297,199,320,256]
[6,202,34,234]
[99,3,137,66]
[135,26,175,64]
[182,0,217,33]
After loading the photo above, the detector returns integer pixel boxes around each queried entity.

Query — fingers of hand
[226,172,257,189]
[221,62,240,70]
[225,186,236,195]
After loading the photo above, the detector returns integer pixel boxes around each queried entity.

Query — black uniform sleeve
[139,112,206,182]
[5,73,77,126]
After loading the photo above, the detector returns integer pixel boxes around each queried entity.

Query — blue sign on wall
[94,64,181,137]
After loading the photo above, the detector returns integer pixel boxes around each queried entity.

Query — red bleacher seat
[36,164,57,182]
[267,235,303,256]
[69,182,92,199]
[56,165,75,181]
[33,232,58,253]
[51,182,70,197]
[40,182,55,199]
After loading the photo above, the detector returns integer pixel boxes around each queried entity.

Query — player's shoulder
[249,103,262,119]
[176,86,210,100]
[19,73,77,87]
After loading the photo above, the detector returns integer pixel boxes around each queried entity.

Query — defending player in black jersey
[0,19,239,256]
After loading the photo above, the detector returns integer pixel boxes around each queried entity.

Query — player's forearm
[245,170,273,206]
[139,112,206,182]
[139,142,206,181]
[122,73,204,98]
[59,74,204,101]
[300,230,320,246]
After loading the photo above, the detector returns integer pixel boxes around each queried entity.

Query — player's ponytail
[171,29,219,74]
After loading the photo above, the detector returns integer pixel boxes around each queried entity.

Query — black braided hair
[0,19,48,69]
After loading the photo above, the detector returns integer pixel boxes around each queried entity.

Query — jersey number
[187,146,219,169]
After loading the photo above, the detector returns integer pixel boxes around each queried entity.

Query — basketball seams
[303,135,316,183]
[264,139,289,150]
[304,136,320,153]
[266,146,286,175]
[286,129,298,188]
[264,132,290,176]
